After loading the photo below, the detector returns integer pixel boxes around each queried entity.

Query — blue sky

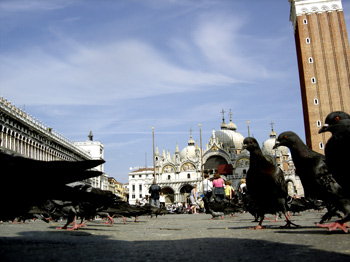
[1,0,350,183]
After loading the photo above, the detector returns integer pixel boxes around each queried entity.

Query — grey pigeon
[274,131,344,223]
[243,137,297,229]
[317,111,350,233]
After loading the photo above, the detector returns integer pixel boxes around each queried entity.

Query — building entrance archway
[204,156,228,174]
[162,186,175,204]
[179,184,194,204]
[286,180,296,197]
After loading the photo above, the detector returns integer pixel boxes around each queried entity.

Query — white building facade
[128,168,155,205]
[74,131,109,190]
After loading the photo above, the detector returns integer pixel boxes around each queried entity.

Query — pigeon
[287,197,320,215]
[319,111,350,191]
[243,137,297,229]
[273,131,344,223]
[106,202,155,224]
[204,196,244,220]
[147,205,169,218]
[208,209,224,220]
[37,184,122,230]
[205,201,226,219]
[1,151,104,184]
[241,193,259,222]
[317,111,350,233]
[0,151,105,222]
[70,186,121,228]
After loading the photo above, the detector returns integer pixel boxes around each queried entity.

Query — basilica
[128,112,304,205]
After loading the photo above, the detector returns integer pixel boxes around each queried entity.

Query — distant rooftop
[130,167,154,173]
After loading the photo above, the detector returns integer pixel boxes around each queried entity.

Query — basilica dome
[262,130,288,155]
[227,121,237,131]
[211,119,244,150]
[180,135,198,160]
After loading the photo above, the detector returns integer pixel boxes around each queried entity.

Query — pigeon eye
[335,116,340,122]
[283,135,288,139]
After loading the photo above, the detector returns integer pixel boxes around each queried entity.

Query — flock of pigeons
[0,151,166,229]
[238,111,350,233]
[0,111,349,233]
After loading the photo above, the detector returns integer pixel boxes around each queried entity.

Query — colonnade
[0,125,77,161]
[0,97,90,162]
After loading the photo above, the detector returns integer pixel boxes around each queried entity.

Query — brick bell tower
[289,0,350,154]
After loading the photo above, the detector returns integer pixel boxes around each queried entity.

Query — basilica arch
[162,186,175,204]
[178,183,195,204]
[203,155,229,174]
[286,179,296,197]
[180,184,193,193]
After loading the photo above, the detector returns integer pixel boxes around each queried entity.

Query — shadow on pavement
[0,230,349,262]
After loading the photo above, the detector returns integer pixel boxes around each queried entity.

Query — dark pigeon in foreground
[53,185,121,230]
[31,183,124,230]
[274,131,344,223]
[319,111,350,191]
[0,150,104,222]
[317,111,350,233]
[243,137,297,229]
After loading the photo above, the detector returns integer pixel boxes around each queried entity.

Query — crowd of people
[134,176,247,215]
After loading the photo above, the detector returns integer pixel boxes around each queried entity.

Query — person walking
[149,180,162,208]
[202,173,213,214]
[238,178,247,200]
[159,192,166,208]
[212,173,225,202]
[190,185,199,214]
[224,180,235,202]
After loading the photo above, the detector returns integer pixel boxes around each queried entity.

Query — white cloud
[193,13,256,75]
[0,39,240,106]
[192,11,291,80]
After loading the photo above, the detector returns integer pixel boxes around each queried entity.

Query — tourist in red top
[212,173,225,202]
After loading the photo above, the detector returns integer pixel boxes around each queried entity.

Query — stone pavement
[0,210,349,262]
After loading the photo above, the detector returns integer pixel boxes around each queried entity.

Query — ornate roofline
[289,0,343,29]
[0,96,93,160]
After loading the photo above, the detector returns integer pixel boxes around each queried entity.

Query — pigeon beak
[242,144,247,150]
[273,141,280,149]
[318,124,329,134]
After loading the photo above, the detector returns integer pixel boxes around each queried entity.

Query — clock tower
[289,0,350,153]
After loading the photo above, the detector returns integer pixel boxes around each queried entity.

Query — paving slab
[0,210,349,262]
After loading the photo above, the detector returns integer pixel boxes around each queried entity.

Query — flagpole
[247,120,250,137]
[152,127,156,179]
[199,123,204,180]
